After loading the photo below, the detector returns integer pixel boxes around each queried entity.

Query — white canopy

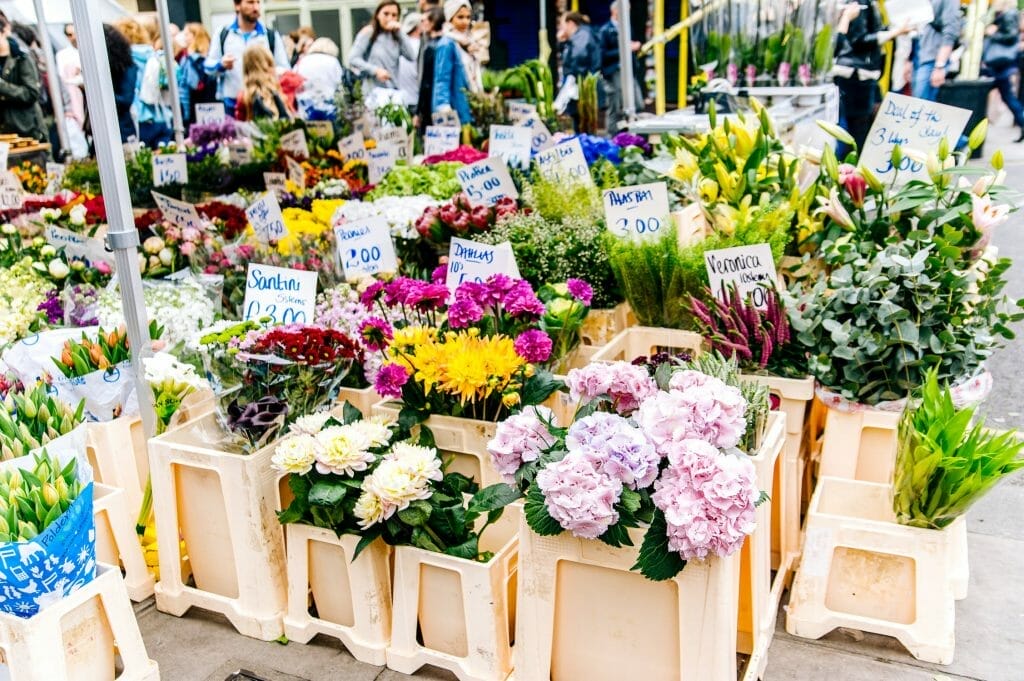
[0,0,126,26]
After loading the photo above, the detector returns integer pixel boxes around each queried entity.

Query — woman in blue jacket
[430,0,474,126]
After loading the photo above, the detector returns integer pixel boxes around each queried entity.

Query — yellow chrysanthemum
[390,325,437,350]
[312,199,345,226]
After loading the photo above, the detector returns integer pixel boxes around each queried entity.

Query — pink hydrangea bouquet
[488,358,764,580]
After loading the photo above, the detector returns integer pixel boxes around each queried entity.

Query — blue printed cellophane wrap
[0,427,96,618]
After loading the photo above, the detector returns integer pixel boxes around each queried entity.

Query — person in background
[295,37,344,100]
[58,23,89,158]
[205,0,290,115]
[832,2,909,153]
[105,23,138,144]
[418,0,439,12]
[180,23,218,124]
[443,0,485,94]
[912,0,962,101]
[983,0,1024,142]
[348,0,417,100]
[432,3,473,126]
[0,14,46,142]
[398,12,423,110]
[1017,10,1024,108]
[236,44,290,121]
[558,12,601,129]
[599,1,643,131]
[416,7,444,131]
[289,26,316,67]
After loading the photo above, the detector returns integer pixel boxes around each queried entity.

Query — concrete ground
[133,109,1024,681]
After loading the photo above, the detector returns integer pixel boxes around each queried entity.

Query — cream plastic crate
[284,525,392,665]
[167,388,216,429]
[786,477,963,665]
[590,327,704,364]
[579,302,634,347]
[0,565,159,681]
[514,516,741,681]
[737,413,785,673]
[740,374,815,570]
[818,403,901,484]
[148,412,287,641]
[386,505,521,681]
[85,418,148,517]
[372,402,502,487]
[93,483,154,602]
[336,387,384,419]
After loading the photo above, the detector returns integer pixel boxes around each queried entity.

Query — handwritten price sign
[534,138,592,186]
[507,101,537,124]
[334,216,398,280]
[522,115,554,153]
[703,244,778,309]
[445,237,519,290]
[603,182,670,241]
[488,125,532,170]
[243,264,318,324]
[456,158,518,207]
[286,156,306,189]
[195,102,225,125]
[368,146,396,184]
[152,191,202,230]
[860,93,972,185]
[280,129,310,158]
[338,132,366,161]
[424,126,461,157]
[245,192,288,242]
[152,153,188,187]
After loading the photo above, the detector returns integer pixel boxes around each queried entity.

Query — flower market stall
[0,1,1021,679]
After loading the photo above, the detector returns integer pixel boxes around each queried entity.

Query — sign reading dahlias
[445,237,519,290]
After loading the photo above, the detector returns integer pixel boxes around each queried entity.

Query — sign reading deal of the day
[338,132,366,161]
[488,125,533,170]
[603,182,671,241]
[245,191,288,242]
[534,138,593,186]
[152,153,188,187]
[703,243,778,309]
[0,171,23,210]
[242,263,318,324]
[280,128,310,158]
[860,93,972,184]
[368,146,397,184]
[334,216,398,279]
[456,158,519,207]
[445,237,519,290]
[195,102,225,125]
[152,191,202,230]
[424,126,461,157]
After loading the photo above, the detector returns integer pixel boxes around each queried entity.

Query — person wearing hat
[442,0,484,93]
[397,12,423,108]
[432,1,474,125]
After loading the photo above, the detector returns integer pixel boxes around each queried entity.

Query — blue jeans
[986,63,1024,129]
[913,60,939,101]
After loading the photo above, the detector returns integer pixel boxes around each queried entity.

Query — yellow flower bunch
[311,199,345,226]
[385,328,526,409]
[277,207,331,256]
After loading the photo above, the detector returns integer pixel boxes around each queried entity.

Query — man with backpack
[204,0,290,116]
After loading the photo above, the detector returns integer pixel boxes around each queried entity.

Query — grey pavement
[133,113,1024,681]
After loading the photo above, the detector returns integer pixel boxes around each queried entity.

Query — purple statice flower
[514,330,553,363]
[37,289,64,325]
[359,317,393,352]
[360,280,386,308]
[652,439,758,560]
[188,118,239,147]
[186,142,220,163]
[536,449,623,539]
[374,363,410,399]
[486,405,557,483]
[612,132,652,155]
[502,280,545,318]
[447,296,484,328]
[566,278,593,306]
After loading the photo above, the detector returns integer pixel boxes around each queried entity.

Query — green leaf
[467,483,521,515]
[521,370,564,406]
[444,536,480,560]
[352,526,383,560]
[398,405,424,432]
[430,503,468,544]
[308,481,347,506]
[599,522,634,548]
[525,485,563,536]
[631,510,687,581]
[341,401,364,424]
[397,499,432,527]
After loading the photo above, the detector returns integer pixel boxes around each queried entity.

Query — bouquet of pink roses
[487,356,765,581]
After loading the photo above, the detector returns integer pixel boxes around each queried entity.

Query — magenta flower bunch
[490,359,761,581]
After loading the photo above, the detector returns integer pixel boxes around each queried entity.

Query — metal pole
[617,0,637,123]
[70,0,157,440]
[31,0,69,156]
[154,0,186,146]
[539,0,550,63]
